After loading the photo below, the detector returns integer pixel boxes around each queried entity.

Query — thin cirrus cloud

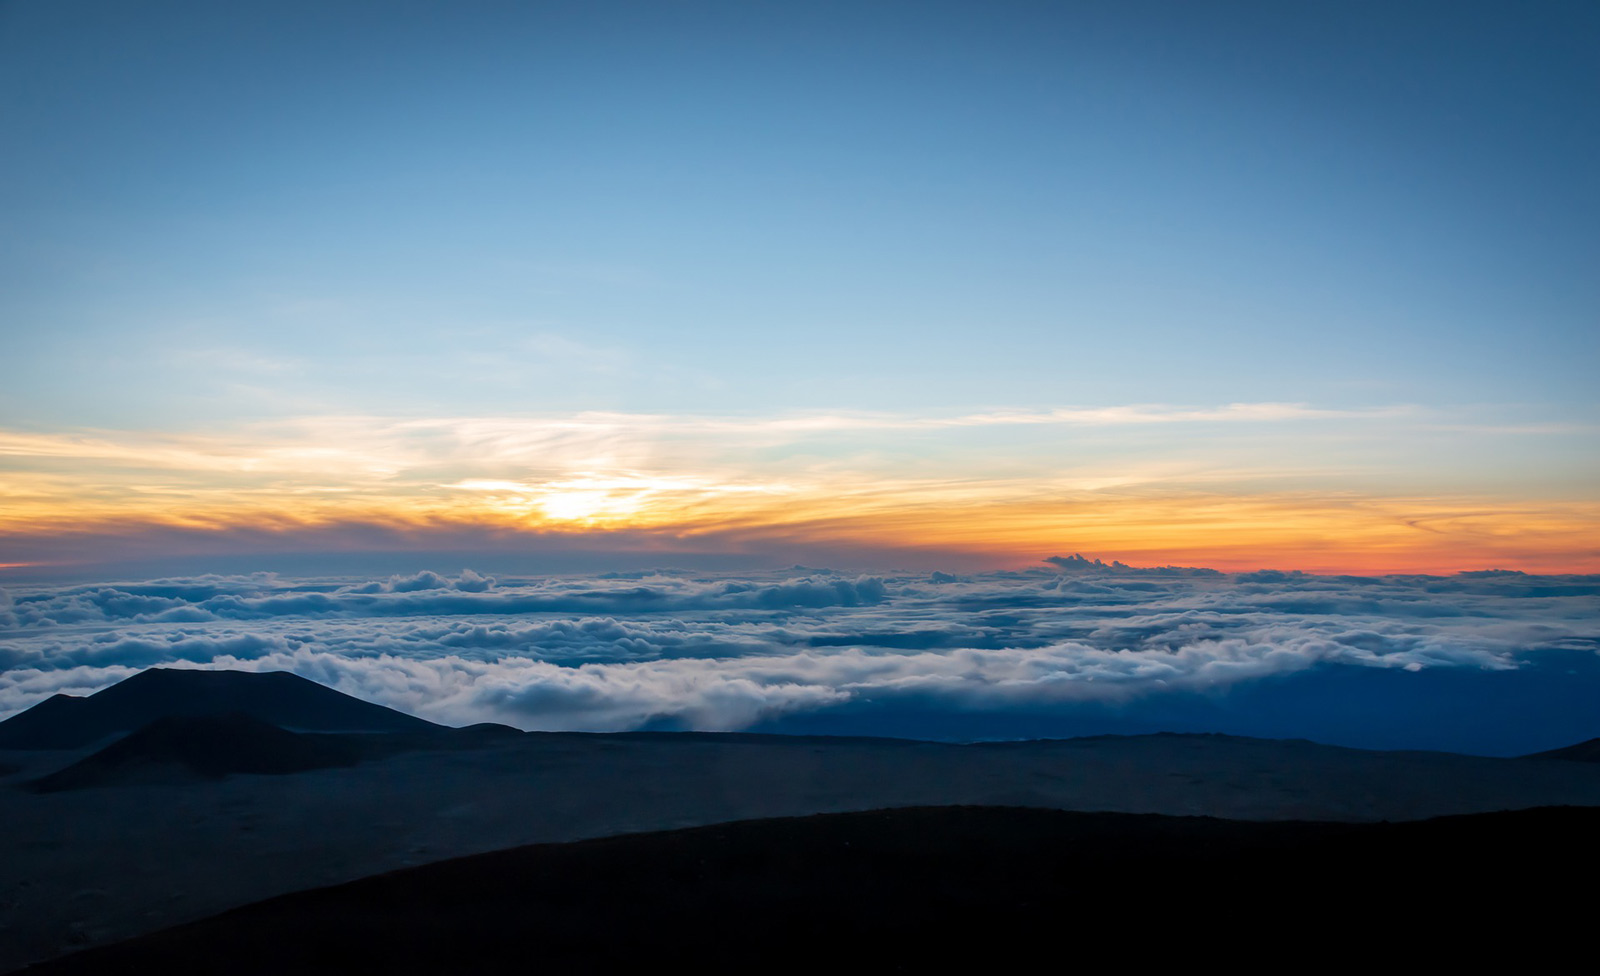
[0,402,1595,575]
[0,400,1419,467]
[1,566,1595,753]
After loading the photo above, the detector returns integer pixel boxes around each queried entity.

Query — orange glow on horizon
[4,484,1596,576]
[3,412,1595,576]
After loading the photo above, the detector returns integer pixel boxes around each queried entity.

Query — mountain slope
[0,668,438,749]
[1527,737,1600,762]
[26,713,371,792]
[25,804,1599,973]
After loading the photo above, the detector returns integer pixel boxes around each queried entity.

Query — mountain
[28,713,369,792]
[0,668,439,749]
[23,804,1598,973]
[1527,737,1600,762]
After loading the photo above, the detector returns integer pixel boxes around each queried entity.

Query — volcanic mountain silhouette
[1528,737,1600,762]
[27,713,369,792]
[0,668,438,749]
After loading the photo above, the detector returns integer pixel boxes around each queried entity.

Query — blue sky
[5,0,1595,419]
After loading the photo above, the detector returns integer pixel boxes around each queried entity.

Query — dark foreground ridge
[0,668,439,749]
[22,804,1598,973]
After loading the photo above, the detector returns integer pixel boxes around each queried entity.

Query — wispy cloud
[0,400,1416,464]
[1,403,1595,573]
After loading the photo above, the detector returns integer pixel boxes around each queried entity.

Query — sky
[1,0,1597,575]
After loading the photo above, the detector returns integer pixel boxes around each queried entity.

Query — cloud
[2,567,1594,740]
[4,572,887,626]
[1044,554,1223,577]
[346,569,497,594]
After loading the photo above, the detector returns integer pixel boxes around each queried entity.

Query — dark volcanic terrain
[1527,736,1600,762]
[3,667,1599,972]
[26,713,367,792]
[0,668,436,750]
[22,805,1598,973]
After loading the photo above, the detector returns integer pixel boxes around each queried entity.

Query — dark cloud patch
[805,630,1045,652]
[745,652,1600,756]
[1234,569,1308,583]
[1045,554,1223,578]
[18,633,288,671]
[1,573,889,626]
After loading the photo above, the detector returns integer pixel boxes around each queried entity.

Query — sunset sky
[3,0,1596,576]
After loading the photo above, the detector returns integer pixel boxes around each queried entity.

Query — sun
[535,488,640,523]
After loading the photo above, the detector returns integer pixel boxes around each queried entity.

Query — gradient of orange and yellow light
[2,406,1595,574]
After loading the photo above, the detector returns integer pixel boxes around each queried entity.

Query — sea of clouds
[1,560,1596,753]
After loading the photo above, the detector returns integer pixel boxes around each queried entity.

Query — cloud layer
[3,564,1596,752]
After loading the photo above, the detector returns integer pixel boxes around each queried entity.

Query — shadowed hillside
[26,714,370,792]
[0,669,438,749]
[1527,737,1600,762]
[23,804,1597,973]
